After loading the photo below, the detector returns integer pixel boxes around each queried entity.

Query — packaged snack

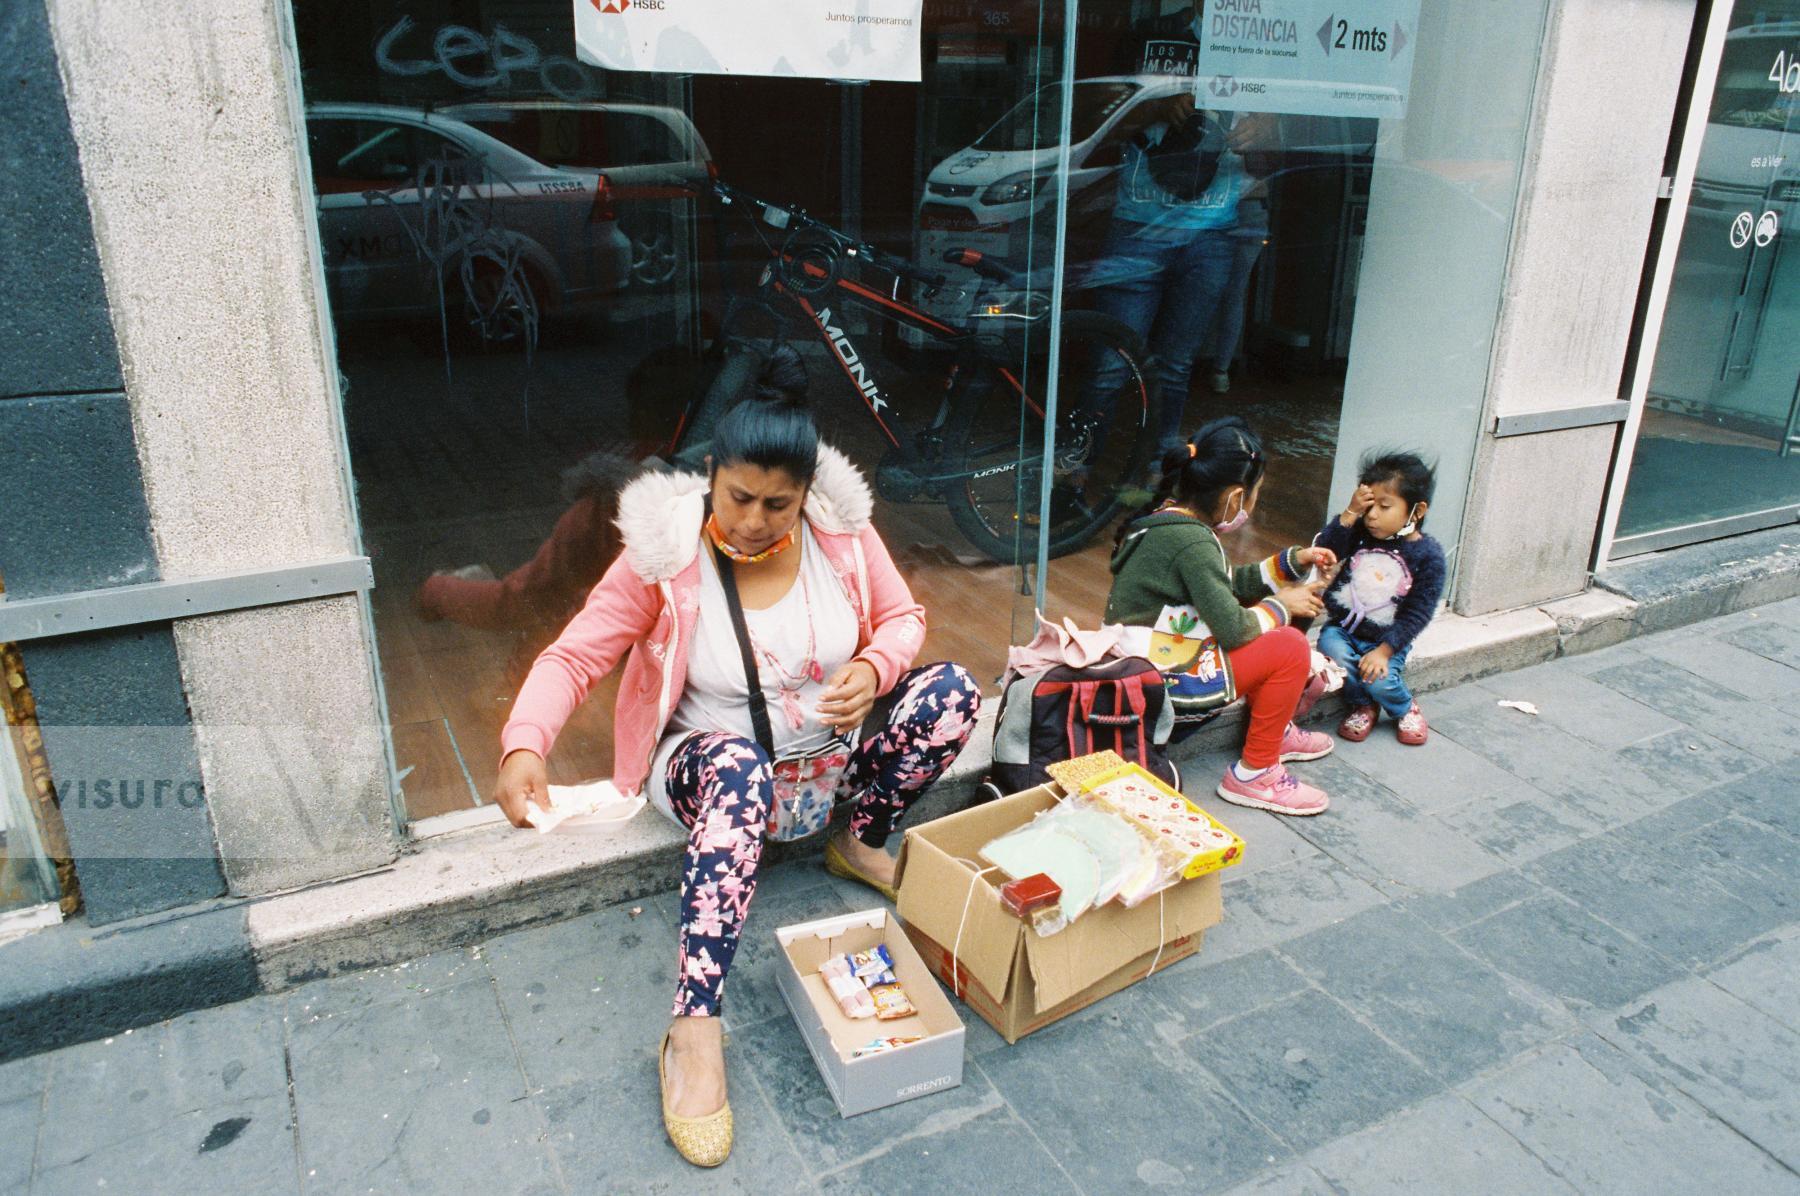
[1078,763,1245,879]
[999,872,1062,918]
[869,982,916,1021]
[846,945,898,986]
[820,956,877,1018]
[979,825,1103,919]
[851,1035,924,1058]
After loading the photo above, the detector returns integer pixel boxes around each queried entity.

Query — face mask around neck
[1214,495,1250,535]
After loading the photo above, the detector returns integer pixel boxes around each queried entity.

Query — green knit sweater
[1104,512,1305,652]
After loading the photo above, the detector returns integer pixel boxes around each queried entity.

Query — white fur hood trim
[614,442,875,583]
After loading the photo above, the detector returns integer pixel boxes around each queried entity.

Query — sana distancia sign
[1190,0,1421,119]
[573,0,923,82]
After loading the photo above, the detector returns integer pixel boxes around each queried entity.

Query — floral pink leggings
[664,662,980,1017]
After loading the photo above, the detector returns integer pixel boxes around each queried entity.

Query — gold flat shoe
[659,1030,732,1168]
[824,839,899,903]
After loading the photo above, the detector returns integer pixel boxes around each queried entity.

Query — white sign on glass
[1190,0,1422,119]
[573,0,923,82]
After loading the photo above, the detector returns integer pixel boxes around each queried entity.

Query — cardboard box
[775,908,965,1117]
[896,783,1223,1044]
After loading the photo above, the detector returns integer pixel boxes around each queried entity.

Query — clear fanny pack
[714,543,851,842]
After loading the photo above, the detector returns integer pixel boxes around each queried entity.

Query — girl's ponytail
[1114,417,1268,546]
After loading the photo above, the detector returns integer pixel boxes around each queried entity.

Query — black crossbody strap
[713,545,777,756]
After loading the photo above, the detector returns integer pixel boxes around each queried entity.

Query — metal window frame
[0,558,372,643]
[1595,0,1743,564]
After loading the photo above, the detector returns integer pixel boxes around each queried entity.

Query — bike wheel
[943,311,1158,564]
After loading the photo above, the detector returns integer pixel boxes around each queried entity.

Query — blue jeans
[1317,624,1415,719]
[1081,221,1236,451]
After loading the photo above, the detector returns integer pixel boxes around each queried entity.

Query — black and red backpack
[984,655,1179,797]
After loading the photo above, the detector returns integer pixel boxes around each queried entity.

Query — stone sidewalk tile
[1589,976,1800,1170]
[981,987,1288,1192]
[0,1054,45,1193]
[1527,819,1775,969]
[1281,757,1506,898]
[482,899,677,1092]
[1695,755,1800,837]
[286,971,560,1194]
[1460,661,1686,752]
[1195,857,1385,964]
[1636,630,1800,703]
[1465,1035,1800,1195]
[1217,1162,1335,1196]
[1330,725,1551,818]
[1586,652,1800,761]
[34,995,293,1185]
[1722,620,1800,673]
[1182,988,1439,1154]
[1391,869,1544,933]
[1450,892,1684,1013]
[1437,787,1594,867]
[1146,947,1311,1034]
[1678,815,1800,928]
[1278,906,1573,1085]
[816,1101,1079,1195]
[1705,928,1800,1033]
[729,1012,1015,1179]
[533,1055,812,1193]
[1297,1091,1577,1195]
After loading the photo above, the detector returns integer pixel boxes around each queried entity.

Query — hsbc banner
[574,0,923,82]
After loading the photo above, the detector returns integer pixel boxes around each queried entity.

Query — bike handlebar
[706,177,948,290]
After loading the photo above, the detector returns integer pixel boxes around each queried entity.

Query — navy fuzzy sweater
[1313,519,1446,653]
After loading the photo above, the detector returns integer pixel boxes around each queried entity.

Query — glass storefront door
[1613,3,1800,556]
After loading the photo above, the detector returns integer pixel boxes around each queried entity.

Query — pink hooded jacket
[500,445,927,796]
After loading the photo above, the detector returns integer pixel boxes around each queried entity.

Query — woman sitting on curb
[492,393,980,1168]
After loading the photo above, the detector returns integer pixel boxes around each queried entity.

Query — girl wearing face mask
[1312,451,1446,746]
[1105,417,1339,815]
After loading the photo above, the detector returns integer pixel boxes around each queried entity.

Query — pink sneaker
[1279,723,1334,762]
[1397,704,1429,746]
[1216,763,1330,817]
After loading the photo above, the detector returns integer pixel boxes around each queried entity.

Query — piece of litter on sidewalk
[1497,700,1539,716]
[629,906,643,917]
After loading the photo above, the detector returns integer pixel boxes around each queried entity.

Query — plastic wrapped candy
[820,956,877,1019]
[869,982,916,1021]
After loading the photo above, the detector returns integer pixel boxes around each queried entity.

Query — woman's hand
[816,660,879,732]
[1297,546,1338,573]
[1358,643,1395,684]
[493,749,549,829]
[1341,485,1376,526]
[1275,585,1325,620]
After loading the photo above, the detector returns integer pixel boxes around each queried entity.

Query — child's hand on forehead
[1341,484,1376,526]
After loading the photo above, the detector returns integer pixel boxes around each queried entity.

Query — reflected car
[442,100,711,291]
[305,102,631,347]
[917,77,1377,290]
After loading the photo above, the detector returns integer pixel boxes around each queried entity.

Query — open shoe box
[895,782,1223,1044]
[774,908,965,1117]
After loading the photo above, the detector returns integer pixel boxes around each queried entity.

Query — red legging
[1227,625,1310,769]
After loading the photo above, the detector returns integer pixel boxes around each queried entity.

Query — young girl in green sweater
[1105,417,1339,815]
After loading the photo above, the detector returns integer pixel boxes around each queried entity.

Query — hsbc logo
[1209,76,1239,97]
[594,0,629,11]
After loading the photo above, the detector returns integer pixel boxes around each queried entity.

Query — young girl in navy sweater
[1313,452,1447,745]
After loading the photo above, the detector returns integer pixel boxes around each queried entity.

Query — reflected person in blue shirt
[1082,4,1277,455]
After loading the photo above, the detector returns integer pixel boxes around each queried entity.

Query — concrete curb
[4,526,1796,1060]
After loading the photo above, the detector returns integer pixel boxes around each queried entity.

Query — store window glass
[291,2,1122,821]
[290,2,1552,823]
[1,712,59,917]
[1614,3,1800,555]
[1043,1,1552,612]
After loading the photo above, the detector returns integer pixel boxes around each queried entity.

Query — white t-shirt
[649,525,860,816]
